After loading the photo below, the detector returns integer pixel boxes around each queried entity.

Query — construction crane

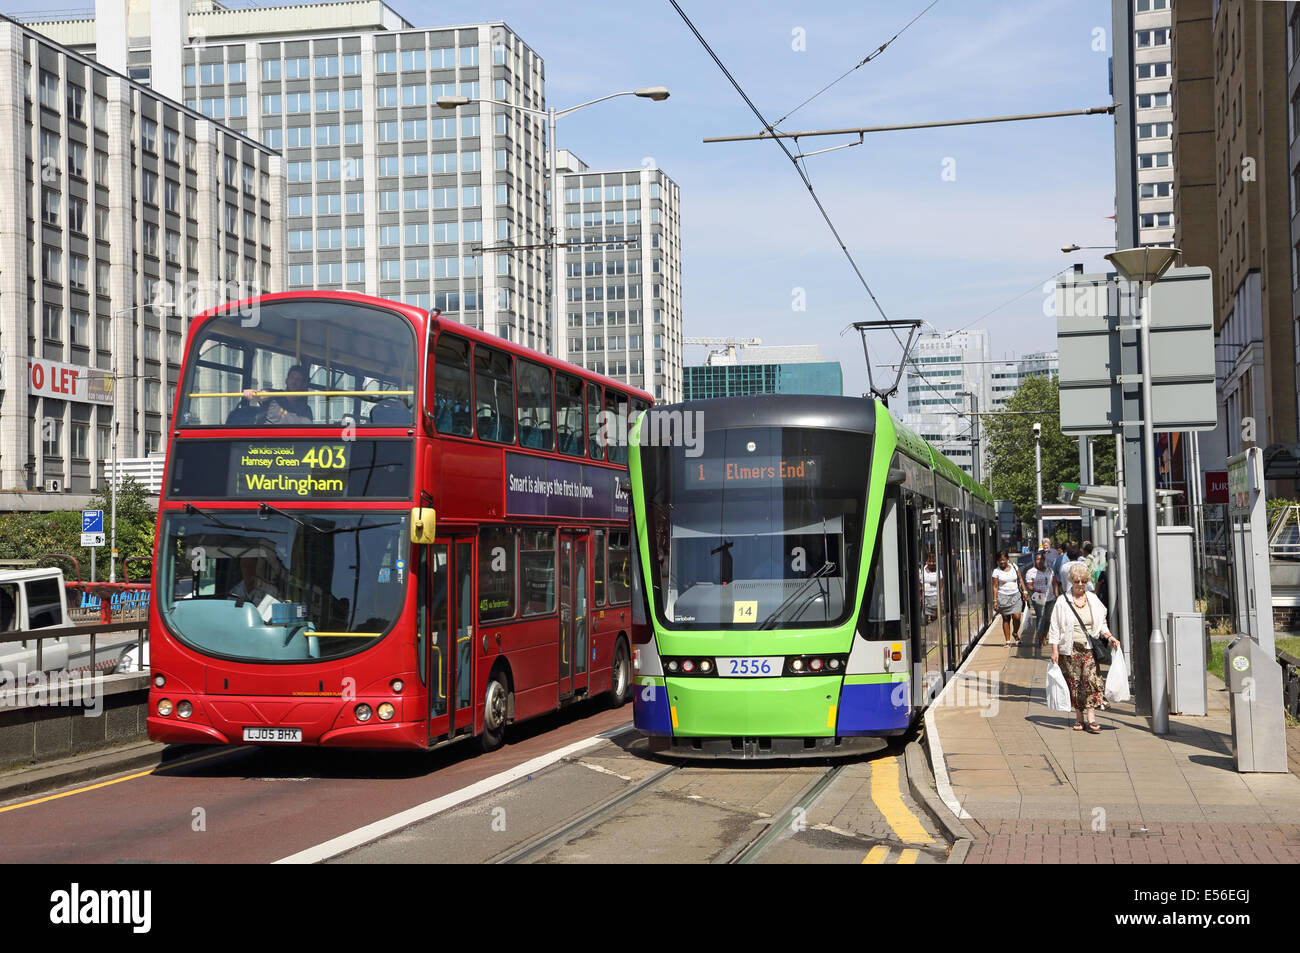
[685,336,762,366]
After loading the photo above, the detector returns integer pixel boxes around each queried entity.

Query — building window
[43,303,62,341]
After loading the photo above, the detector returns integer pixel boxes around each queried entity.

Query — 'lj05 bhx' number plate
[717,657,782,677]
[243,726,302,742]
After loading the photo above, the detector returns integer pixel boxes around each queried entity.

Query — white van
[0,568,72,676]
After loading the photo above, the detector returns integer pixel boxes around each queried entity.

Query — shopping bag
[1045,663,1071,711]
[1104,646,1131,703]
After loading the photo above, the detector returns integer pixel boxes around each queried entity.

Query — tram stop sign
[1055,266,1216,435]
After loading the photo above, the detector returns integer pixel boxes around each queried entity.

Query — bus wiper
[184,503,259,533]
[758,561,836,630]
[258,502,323,533]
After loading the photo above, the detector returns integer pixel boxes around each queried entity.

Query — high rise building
[1132,0,1176,246]
[898,330,991,479]
[1170,0,1296,462]
[29,1,554,352]
[1288,3,1300,440]
[682,344,841,401]
[0,14,283,507]
[557,150,683,402]
[989,351,1059,411]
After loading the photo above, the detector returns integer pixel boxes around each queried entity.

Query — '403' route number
[301,446,347,469]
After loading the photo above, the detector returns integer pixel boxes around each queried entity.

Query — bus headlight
[390,679,404,693]
[157,698,173,717]
[377,703,395,721]
[154,674,166,689]
[355,704,373,722]
[177,700,193,719]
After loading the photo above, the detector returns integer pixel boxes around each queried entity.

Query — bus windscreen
[177,299,417,429]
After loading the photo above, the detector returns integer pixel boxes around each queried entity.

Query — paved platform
[926,626,1300,864]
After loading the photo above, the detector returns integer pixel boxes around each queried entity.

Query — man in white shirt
[229,557,279,623]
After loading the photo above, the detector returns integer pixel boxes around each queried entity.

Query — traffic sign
[82,509,104,533]
[81,532,106,547]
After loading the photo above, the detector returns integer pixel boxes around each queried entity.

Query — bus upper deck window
[434,335,472,437]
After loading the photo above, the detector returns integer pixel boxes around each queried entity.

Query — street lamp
[1060,244,1116,253]
[955,390,980,484]
[1105,245,1181,735]
[1033,422,1044,543]
[109,300,175,582]
[437,87,669,350]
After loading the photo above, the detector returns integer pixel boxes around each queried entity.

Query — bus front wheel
[606,638,631,708]
[480,669,510,752]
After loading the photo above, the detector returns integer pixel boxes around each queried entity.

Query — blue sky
[406,0,1119,396]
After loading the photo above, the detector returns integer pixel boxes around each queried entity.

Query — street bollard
[1150,627,1169,734]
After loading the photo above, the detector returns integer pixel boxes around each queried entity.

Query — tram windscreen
[157,511,409,662]
[640,427,871,630]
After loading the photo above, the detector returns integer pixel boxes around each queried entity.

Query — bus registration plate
[243,727,302,743]
[717,657,782,678]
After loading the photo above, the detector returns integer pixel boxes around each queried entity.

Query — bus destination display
[167,439,412,500]
[233,443,351,497]
[689,455,821,490]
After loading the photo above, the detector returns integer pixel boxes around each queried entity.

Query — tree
[982,375,1115,533]
[0,477,156,579]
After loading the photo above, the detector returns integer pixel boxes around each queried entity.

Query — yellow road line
[0,747,242,814]
[862,845,889,864]
[898,848,920,864]
[870,755,935,845]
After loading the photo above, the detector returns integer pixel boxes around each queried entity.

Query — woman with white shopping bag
[1047,562,1121,733]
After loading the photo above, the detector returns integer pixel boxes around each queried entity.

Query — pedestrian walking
[1026,552,1051,637]
[1048,562,1121,732]
[992,551,1028,647]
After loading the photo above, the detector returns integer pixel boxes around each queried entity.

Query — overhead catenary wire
[771,0,943,129]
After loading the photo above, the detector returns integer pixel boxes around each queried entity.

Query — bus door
[426,537,476,741]
[558,530,590,699]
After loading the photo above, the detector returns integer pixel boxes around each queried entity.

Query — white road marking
[576,761,632,781]
[274,722,632,864]
[924,622,998,821]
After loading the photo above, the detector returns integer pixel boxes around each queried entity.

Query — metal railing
[0,620,147,679]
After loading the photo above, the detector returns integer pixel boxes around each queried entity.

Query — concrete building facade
[1170,0,1296,461]
[558,151,683,403]
[30,1,554,353]
[1132,0,1176,247]
[0,14,283,509]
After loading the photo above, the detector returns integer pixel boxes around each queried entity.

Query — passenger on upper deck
[242,365,314,425]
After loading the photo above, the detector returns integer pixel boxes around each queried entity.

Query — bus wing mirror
[887,466,907,485]
[410,507,437,544]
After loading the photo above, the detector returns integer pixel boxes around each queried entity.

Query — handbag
[1066,597,1111,665]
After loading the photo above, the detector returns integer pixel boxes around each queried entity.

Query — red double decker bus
[149,291,651,751]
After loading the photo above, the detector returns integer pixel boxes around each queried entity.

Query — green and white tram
[628,395,996,757]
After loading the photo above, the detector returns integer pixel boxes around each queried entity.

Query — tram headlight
[667,660,679,673]
[791,659,804,672]
[355,704,373,722]
[177,700,193,719]
[377,703,395,721]
[390,679,404,693]
[829,658,841,670]
[700,660,712,673]
[810,658,823,672]
[157,698,173,717]
[682,660,695,673]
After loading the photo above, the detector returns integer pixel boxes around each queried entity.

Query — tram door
[903,498,923,706]
[426,537,477,741]
[558,532,590,699]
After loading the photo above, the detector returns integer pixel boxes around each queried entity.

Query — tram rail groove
[492,763,680,864]
[722,763,846,865]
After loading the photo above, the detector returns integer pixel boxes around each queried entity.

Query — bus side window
[434,334,472,437]
[517,360,553,450]
[587,383,603,460]
[608,530,631,603]
[593,529,606,607]
[474,345,515,445]
[555,373,584,457]
[604,390,626,466]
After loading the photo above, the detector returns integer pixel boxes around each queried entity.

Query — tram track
[721,763,846,864]
[491,762,682,864]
